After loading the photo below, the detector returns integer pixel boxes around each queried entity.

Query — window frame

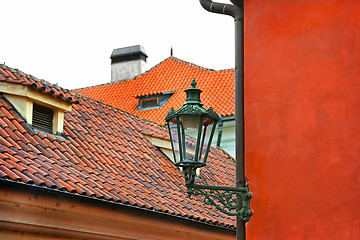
[140,97,159,109]
[138,92,174,111]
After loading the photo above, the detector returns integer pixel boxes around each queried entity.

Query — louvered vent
[32,104,53,133]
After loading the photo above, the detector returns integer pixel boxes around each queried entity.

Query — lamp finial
[190,79,197,89]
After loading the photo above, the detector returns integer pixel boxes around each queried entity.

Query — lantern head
[165,79,219,171]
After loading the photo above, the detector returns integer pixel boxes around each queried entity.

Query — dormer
[0,65,78,135]
[137,91,174,111]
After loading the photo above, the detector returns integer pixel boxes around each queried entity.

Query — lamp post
[165,79,253,224]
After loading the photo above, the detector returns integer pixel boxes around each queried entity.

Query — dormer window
[0,82,73,135]
[140,97,159,109]
[32,104,54,133]
[138,92,174,111]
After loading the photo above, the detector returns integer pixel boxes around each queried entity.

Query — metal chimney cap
[111,45,148,59]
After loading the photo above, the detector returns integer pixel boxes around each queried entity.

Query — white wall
[212,119,235,157]
[111,59,146,82]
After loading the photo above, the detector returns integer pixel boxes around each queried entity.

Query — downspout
[199,1,245,240]
[216,119,223,147]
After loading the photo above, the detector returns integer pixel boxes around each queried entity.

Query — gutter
[0,178,236,233]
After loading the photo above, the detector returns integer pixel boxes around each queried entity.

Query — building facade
[245,0,360,239]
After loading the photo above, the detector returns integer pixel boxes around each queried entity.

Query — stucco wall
[245,0,360,239]
[111,59,146,82]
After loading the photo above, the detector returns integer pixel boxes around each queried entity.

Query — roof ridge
[0,63,70,93]
[73,56,234,92]
[170,56,234,72]
[0,63,79,104]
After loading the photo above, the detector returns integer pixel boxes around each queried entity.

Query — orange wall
[245,0,360,239]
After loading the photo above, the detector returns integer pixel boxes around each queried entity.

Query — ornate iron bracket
[186,183,253,222]
[182,165,253,222]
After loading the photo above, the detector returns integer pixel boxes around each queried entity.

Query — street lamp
[165,79,253,221]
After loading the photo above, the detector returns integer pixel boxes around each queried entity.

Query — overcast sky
[1,0,235,89]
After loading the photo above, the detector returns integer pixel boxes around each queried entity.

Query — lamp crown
[185,78,203,106]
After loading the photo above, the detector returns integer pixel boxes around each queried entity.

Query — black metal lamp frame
[165,79,253,222]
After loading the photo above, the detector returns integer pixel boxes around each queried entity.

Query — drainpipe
[199,1,245,240]
[216,119,223,147]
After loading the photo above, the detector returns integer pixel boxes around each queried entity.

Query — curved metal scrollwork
[187,184,253,222]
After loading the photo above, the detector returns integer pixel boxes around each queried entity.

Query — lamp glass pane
[197,117,215,164]
[168,119,181,164]
[178,115,200,162]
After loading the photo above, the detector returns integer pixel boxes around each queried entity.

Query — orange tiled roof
[0,64,79,104]
[75,57,235,125]
[0,65,236,228]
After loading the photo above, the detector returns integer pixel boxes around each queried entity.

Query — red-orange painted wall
[245,0,360,239]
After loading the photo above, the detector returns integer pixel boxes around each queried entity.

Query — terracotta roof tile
[0,64,79,104]
[0,65,237,228]
[76,56,235,125]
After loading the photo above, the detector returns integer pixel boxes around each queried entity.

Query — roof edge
[0,64,79,104]
[0,178,236,231]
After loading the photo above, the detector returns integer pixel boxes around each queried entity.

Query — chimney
[110,45,148,82]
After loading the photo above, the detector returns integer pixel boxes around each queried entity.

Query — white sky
[1,0,235,90]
